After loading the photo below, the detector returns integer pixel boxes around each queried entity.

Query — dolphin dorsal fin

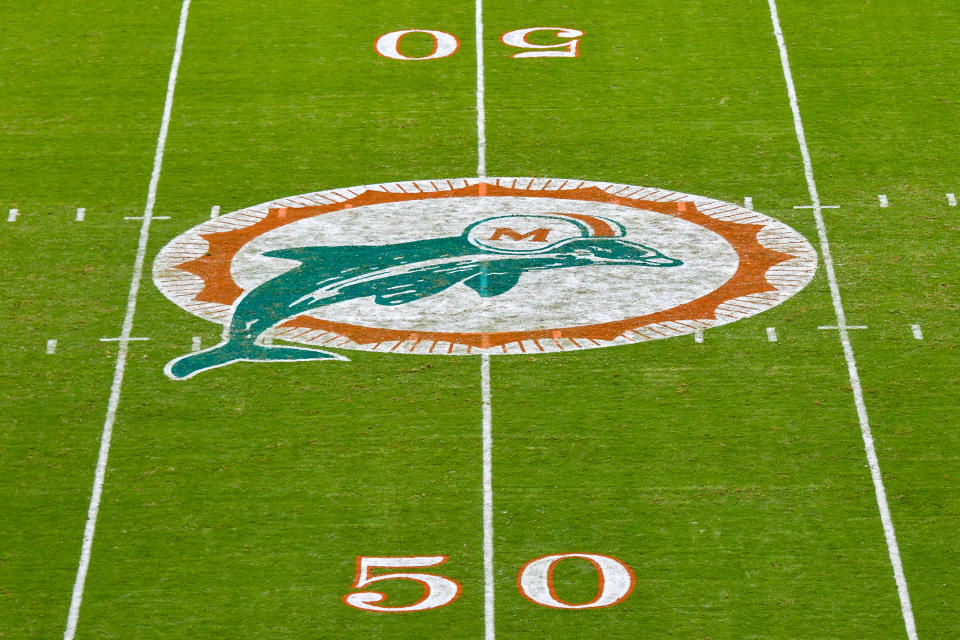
[462,272,522,297]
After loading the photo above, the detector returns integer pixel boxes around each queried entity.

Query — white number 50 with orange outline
[343,553,634,612]
[375,27,583,61]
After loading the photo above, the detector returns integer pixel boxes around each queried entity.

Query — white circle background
[153,178,818,355]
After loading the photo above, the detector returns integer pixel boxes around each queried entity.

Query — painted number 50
[344,553,634,612]
[375,27,583,61]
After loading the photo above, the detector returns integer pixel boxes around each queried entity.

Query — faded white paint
[232,197,739,332]
[911,324,923,340]
[191,336,201,352]
[7,208,18,222]
[694,328,704,343]
[46,339,58,354]
[947,193,957,207]
[210,205,220,219]
[744,196,753,210]
[76,208,86,222]
[878,194,889,208]
[766,327,778,342]
[155,179,817,355]
[768,2,917,637]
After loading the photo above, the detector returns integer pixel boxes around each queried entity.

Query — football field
[1,1,958,638]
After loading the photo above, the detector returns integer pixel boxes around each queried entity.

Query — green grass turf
[776,1,960,633]
[0,2,193,636]
[1,0,957,638]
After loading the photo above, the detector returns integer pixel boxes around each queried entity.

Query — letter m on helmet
[487,227,550,242]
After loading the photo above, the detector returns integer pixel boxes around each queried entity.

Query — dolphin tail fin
[164,340,348,380]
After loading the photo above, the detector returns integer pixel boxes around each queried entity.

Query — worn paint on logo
[153,178,817,378]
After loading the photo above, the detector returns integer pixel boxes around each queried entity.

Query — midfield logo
[153,178,817,379]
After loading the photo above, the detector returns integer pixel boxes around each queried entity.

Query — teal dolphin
[165,220,681,379]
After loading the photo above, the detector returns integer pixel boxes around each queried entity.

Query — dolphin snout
[576,239,683,267]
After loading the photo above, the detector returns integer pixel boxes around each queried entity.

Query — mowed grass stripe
[3,1,956,638]
[75,2,487,639]
[64,2,193,638]
[0,2,203,637]
[773,0,960,635]
[766,1,917,636]
[484,0,907,637]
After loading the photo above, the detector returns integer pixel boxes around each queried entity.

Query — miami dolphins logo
[153,178,817,379]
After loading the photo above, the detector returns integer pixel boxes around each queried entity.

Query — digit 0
[517,553,635,609]
[500,27,584,58]
[374,30,460,61]
[343,556,462,612]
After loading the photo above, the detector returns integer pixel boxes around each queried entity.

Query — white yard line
[475,3,494,639]
[63,2,192,638]
[475,0,487,179]
[480,353,495,640]
[767,2,918,638]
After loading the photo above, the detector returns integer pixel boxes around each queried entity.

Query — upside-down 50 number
[375,27,584,61]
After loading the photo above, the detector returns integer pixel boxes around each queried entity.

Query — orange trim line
[173,183,793,349]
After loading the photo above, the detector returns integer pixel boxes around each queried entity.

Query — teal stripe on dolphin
[164,213,681,380]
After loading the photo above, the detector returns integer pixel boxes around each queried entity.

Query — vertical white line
[63,2,191,639]
[8,208,19,222]
[475,3,493,638]
[910,324,923,341]
[76,207,86,222]
[210,204,220,218]
[480,353,494,640]
[766,327,778,342]
[694,328,704,343]
[47,339,58,354]
[878,194,889,208]
[744,196,754,210]
[947,193,957,207]
[191,336,202,352]
[475,0,486,178]
[767,3,917,638]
